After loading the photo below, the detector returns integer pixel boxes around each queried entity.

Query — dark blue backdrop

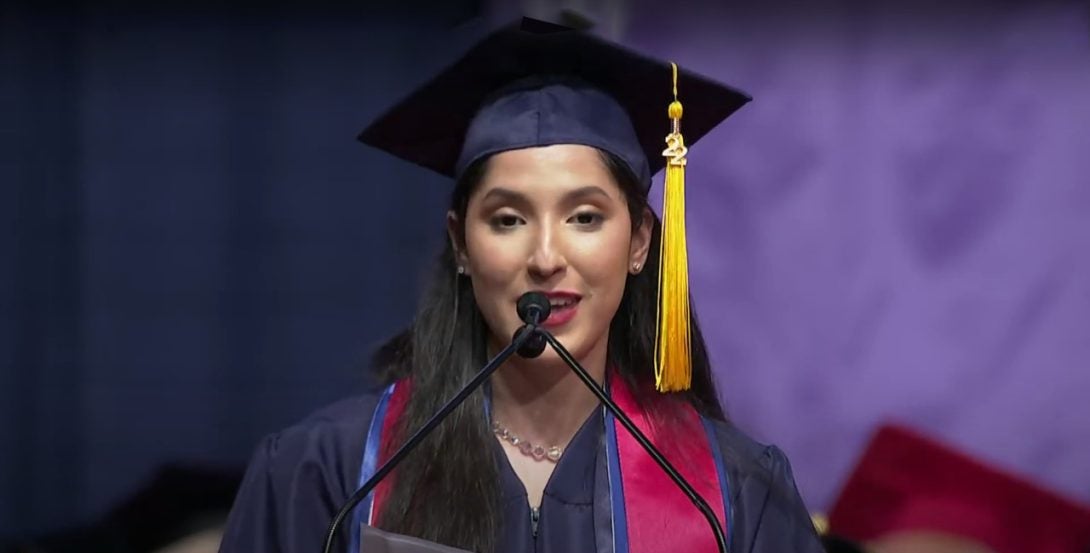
[2,2,482,538]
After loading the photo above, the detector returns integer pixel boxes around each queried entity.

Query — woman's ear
[629,208,654,274]
[447,210,470,275]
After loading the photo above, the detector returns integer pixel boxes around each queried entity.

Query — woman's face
[450,144,652,364]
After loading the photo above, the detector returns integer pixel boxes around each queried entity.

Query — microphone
[514,292,728,550]
[321,315,541,553]
[514,292,550,358]
[534,328,730,553]
[516,291,551,324]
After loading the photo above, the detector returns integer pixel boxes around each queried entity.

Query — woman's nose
[527,225,566,281]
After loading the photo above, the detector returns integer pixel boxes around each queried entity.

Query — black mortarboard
[357,17,750,189]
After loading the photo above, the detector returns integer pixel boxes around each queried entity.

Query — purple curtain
[618,0,1090,510]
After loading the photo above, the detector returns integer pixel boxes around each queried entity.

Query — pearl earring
[457,266,466,275]
[632,262,642,273]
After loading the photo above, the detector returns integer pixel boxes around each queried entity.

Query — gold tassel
[655,63,692,393]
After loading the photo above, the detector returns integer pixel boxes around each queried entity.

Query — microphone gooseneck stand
[538,330,730,553]
[321,291,726,553]
[320,322,541,553]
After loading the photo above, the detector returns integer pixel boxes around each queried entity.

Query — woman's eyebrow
[479,185,612,204]
[564,185,613,202]
[480,187,526,204]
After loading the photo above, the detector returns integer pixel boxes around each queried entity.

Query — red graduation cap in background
[829,424,1090,553]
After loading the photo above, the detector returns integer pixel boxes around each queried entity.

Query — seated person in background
[825,424,1090,553]
[2,464,239,553]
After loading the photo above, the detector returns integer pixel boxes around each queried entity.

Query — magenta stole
[350,376,733,553]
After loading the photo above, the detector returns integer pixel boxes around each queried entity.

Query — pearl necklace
[492,421,563,463]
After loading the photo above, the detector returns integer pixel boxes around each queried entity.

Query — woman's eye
[570,212,603,226]
[490,214,524,229]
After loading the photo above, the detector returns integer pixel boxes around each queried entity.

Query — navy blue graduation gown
[219,392,824,553]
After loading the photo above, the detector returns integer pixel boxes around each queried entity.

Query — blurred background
[3,0,1089,550]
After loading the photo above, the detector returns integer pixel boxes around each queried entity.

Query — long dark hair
[371,150,724,552]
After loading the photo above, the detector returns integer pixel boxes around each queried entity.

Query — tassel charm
[655,63,692,393]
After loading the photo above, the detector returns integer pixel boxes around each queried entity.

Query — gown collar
[493,407,603,505]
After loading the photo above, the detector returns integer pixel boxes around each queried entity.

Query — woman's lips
[542,297,580,328]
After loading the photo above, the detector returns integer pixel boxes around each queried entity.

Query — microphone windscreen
[516,292,551,324]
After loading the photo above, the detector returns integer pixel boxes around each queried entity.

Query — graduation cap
[828,424,1090,553]
[358,17,750,392]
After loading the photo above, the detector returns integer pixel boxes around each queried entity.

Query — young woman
[220,18,824,553]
